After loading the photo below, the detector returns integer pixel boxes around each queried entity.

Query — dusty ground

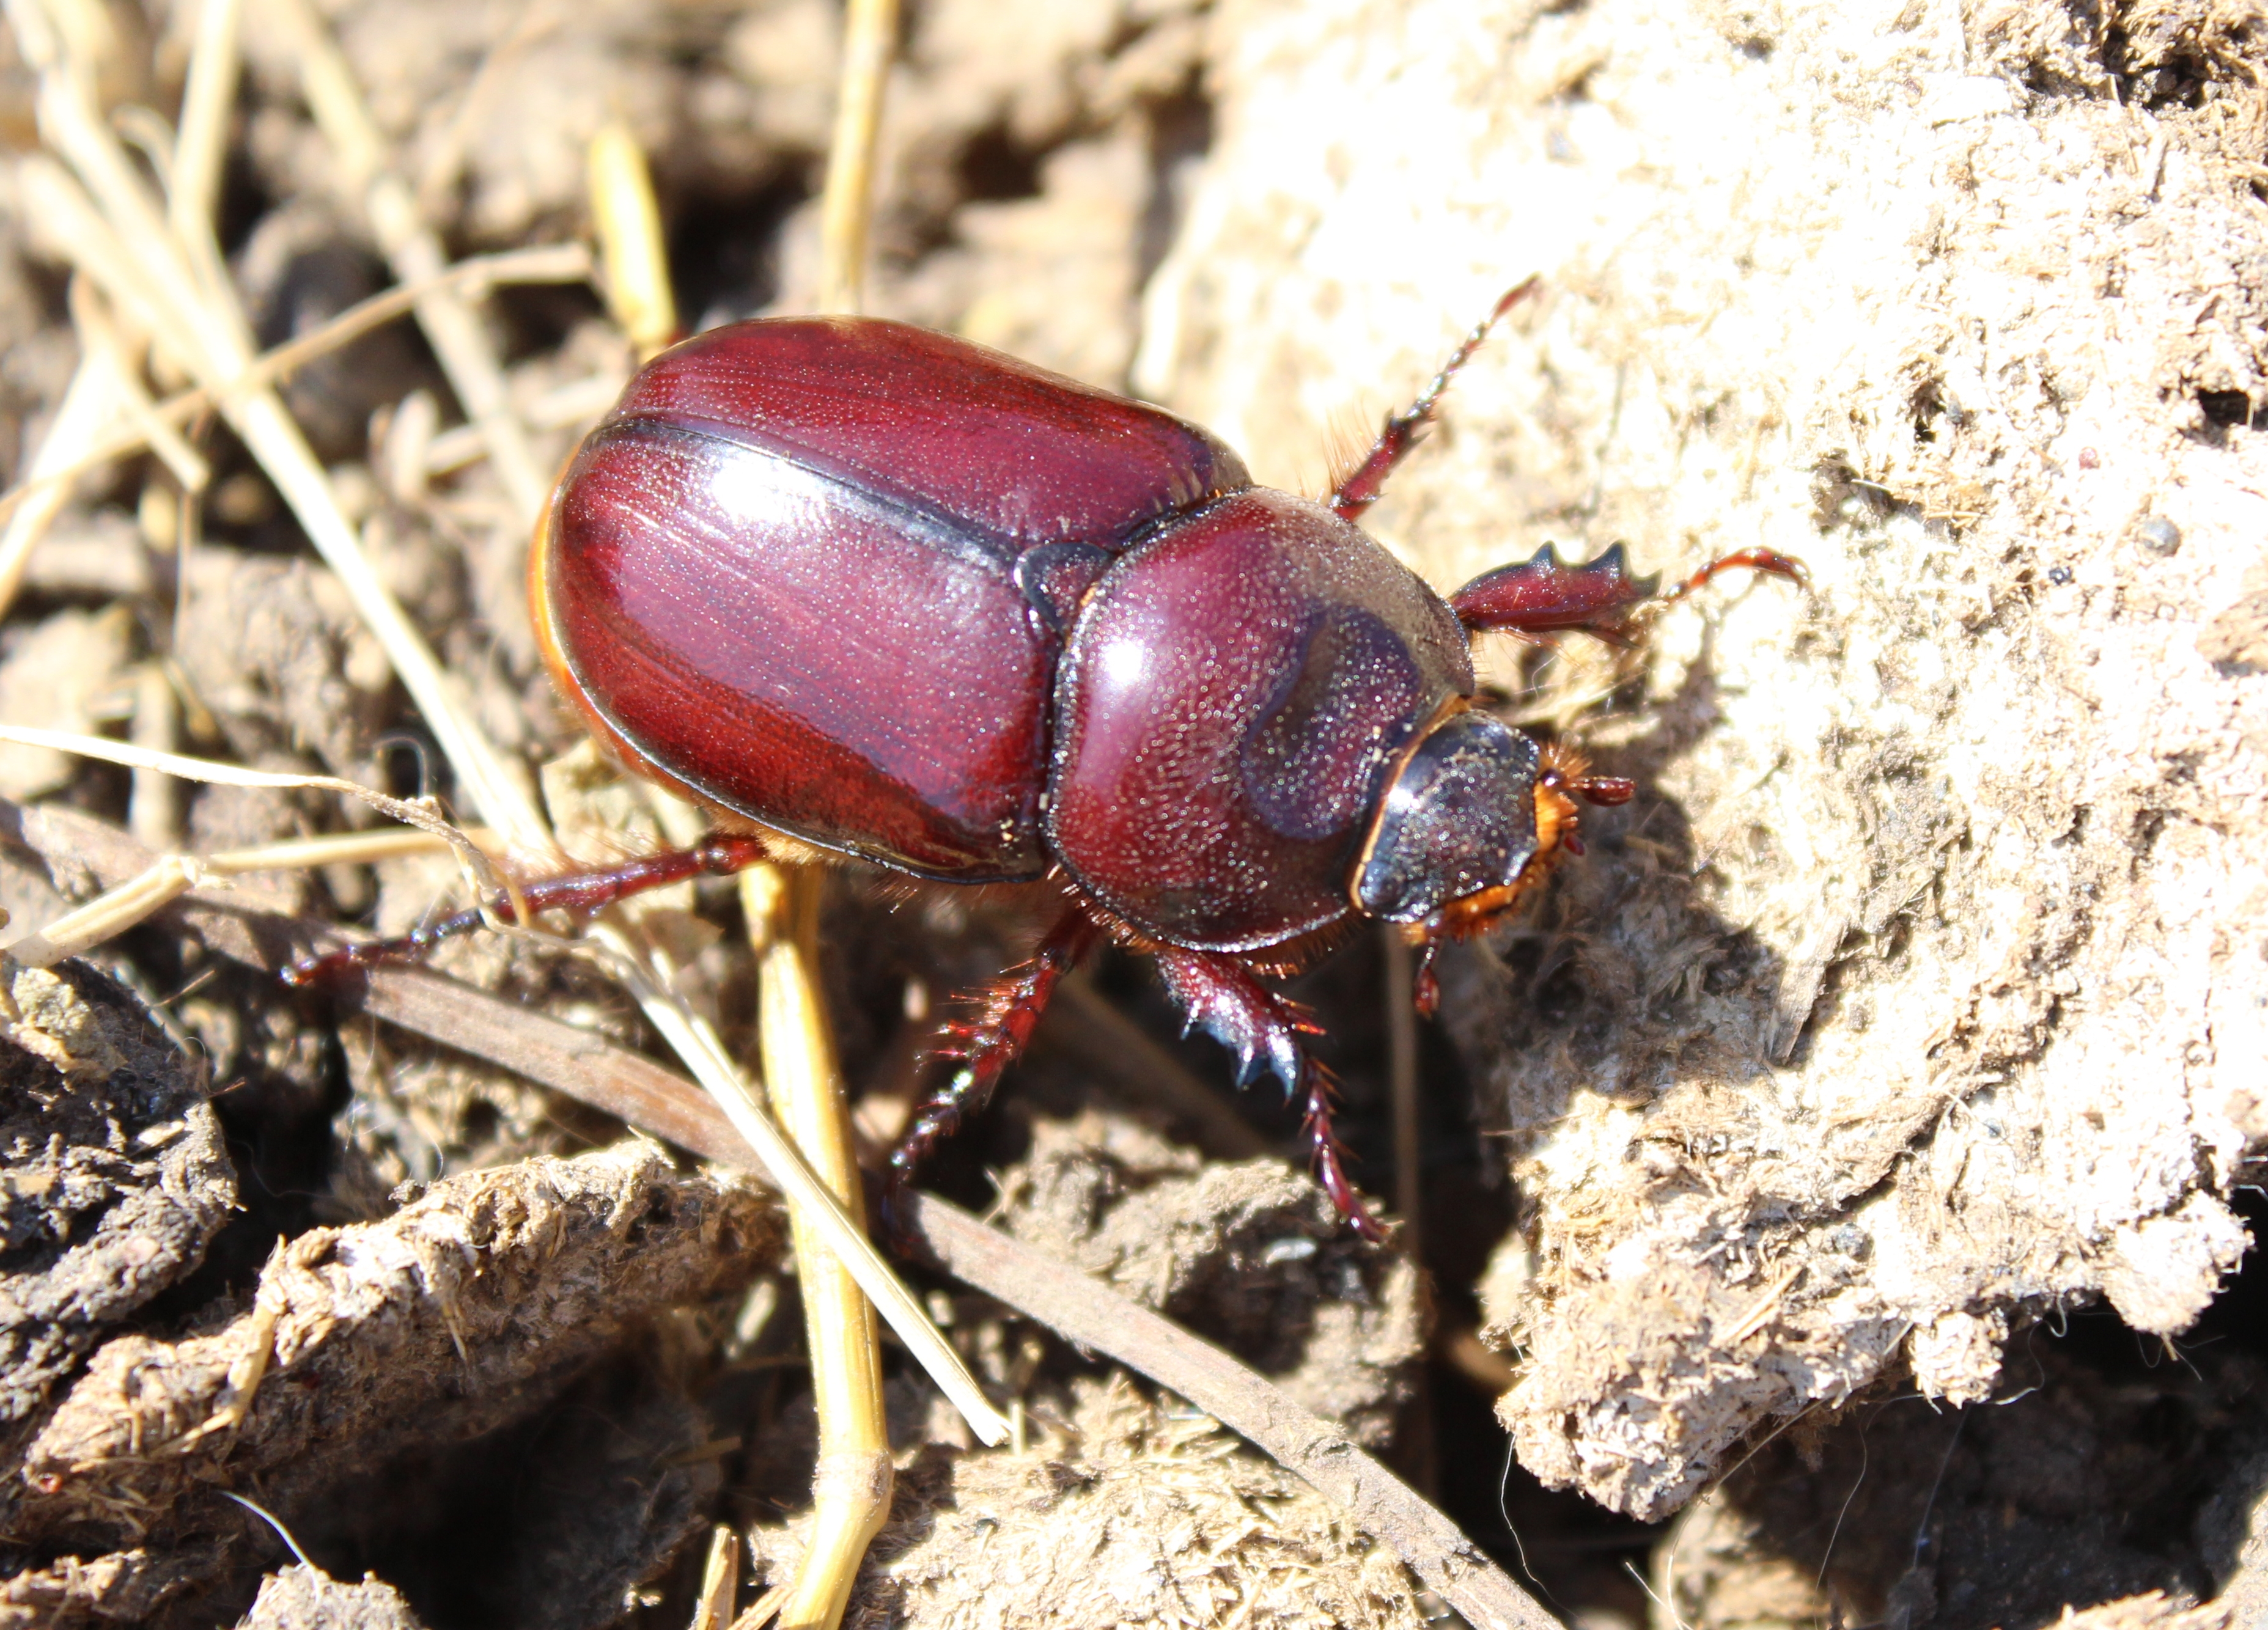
[0,0,2259,1625]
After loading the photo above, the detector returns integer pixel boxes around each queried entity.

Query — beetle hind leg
[885,908,1100,1235]
[1154,948,1387,1243]
[282,833,771,985]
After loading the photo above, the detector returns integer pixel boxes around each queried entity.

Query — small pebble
[2047,566,2074,586]
[2135,515,2182,555]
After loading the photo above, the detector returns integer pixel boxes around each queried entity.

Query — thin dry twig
[262,0,551,525]
[0,241,593,550]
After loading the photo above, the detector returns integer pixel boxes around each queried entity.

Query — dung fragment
[235,1563,429,1630]
[0,958,234,1439]
[6,1144,781,1549]
[992,1111,1424,1445]
[746,1378,1424,1630]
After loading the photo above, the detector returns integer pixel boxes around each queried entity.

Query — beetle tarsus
[1329,276,1541,521]
[1302,1061,1387,1243]
[281,833,770,987]
[885,907,1099,1239]
[1661,545,1811,601]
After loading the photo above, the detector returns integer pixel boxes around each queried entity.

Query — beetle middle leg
[885,906,1101,1232]
[1329,276,1541,522]
[1154,947,1386,1242]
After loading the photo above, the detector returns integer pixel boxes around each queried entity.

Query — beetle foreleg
[1328,277,1540,522]
[1449,540,1806,644]
[282,832,770,986]
[1153,949,1386,1241]
[885,908,1100,1233]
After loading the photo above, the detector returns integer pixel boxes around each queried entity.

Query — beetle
[293,283,1803,1240]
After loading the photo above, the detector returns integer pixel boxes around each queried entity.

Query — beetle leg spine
[886,906,1100,1227]
[1154,948,1385,1239]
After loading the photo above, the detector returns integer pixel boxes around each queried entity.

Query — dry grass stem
[0,724,501,961]
[65,278,209,493]
[740,16,912,1621]
[0,347,119,614]
[691,1525,742,1630]
[9,826,492,966]
[588,120,679,361]
[6,43,552,856]
[585,918,1009,1448]
[167,0,240,277]
[262,0,551,524]
[127,662,182,851]
[746,867,893,1630]
[0,241,592,547]
[815,0,899,317]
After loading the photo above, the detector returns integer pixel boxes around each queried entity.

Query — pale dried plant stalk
[755,6,909,1622]
[691,1525,742,1630]
[4,0,553,856]
[0,724,501,963]
[587,119,679,361]
[584,919,1011,1448]
[260,0,551,526]
[168,0,239,268]
[816,0,899,317]
[66,277,209,493]
[0,242,592,551]
[0,343,119,612]
[746,867,894,1630]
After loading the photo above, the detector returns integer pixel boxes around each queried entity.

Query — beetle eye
[1353,710,1541,922]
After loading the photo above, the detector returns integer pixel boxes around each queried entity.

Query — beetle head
[1353,710,1629,1011]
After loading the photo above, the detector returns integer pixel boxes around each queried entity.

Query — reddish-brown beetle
[294,285,1802,1239]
